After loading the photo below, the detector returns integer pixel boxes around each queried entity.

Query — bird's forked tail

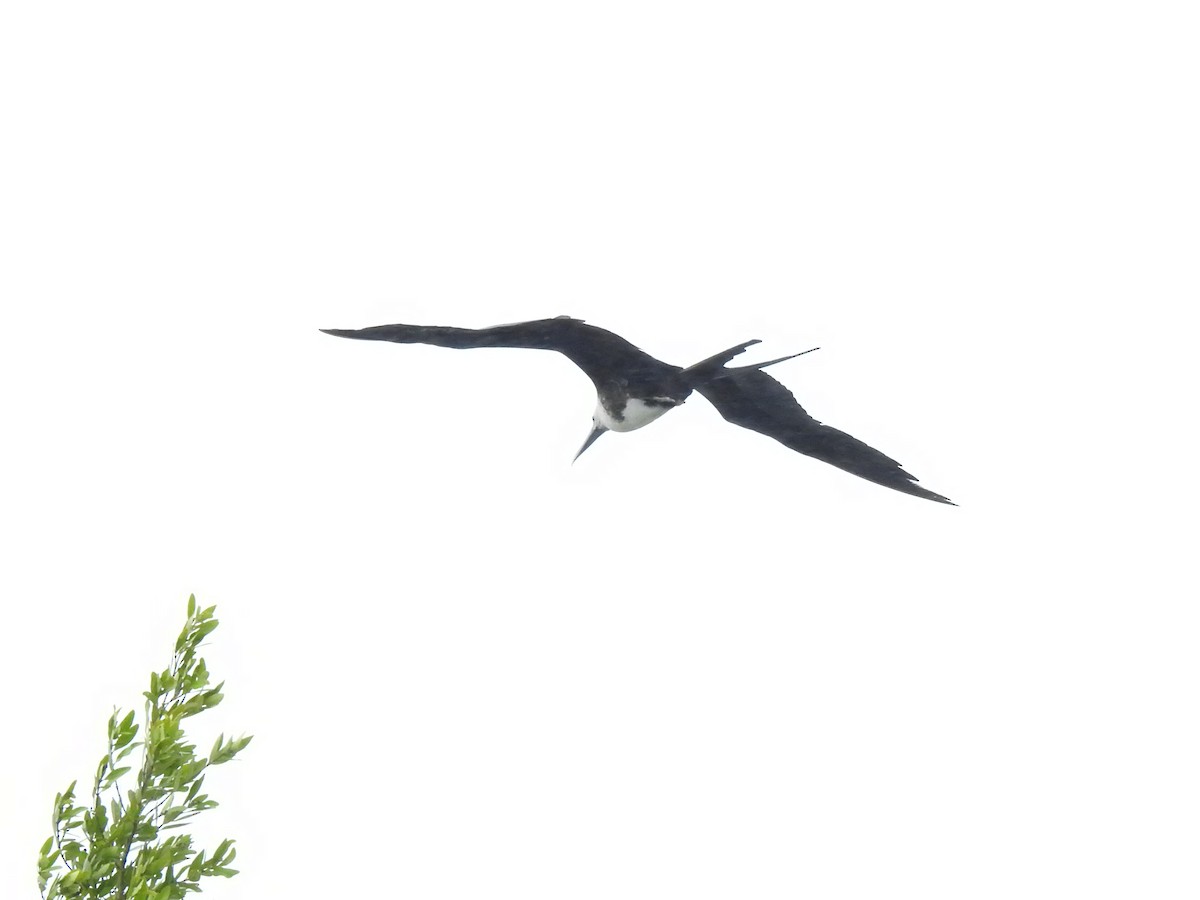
[678,340,762,382]
[719,345,819,376]
[679,341,819,384]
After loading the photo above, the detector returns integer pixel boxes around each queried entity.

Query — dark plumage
[321,316,953,504]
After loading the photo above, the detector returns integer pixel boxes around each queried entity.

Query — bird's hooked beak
[573,422,607,463]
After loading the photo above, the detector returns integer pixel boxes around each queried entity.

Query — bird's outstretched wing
[697,369,954,504]
[321,316,677,390]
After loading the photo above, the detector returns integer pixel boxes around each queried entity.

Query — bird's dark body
[321,316,953,504]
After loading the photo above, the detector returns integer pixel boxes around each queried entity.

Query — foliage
[38,596,252,900]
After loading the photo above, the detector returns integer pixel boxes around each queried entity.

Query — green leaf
[186,850,205,881]
[116,740,142,761]
[187,594,196,618]
[103,765,132,785]
[85,804,107,838]
[211,838,234,863]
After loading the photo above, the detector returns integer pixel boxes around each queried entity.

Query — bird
[321,316,953,504]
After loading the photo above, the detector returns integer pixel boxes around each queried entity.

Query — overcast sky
[2,3,1197,898]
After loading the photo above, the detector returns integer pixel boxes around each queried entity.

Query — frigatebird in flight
[321,316,953,504]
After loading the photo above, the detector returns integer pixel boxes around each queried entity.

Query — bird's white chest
[597,397,675,432]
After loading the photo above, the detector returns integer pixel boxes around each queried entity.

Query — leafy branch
[38,596,252,900]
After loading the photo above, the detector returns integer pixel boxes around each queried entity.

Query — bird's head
[573,415,608,463]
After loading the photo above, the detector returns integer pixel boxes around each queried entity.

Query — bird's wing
[696,369,954,504]
[321,317,676,389]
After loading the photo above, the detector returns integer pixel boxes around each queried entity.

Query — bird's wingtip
[919,487,957,506]
[894,471,956,505]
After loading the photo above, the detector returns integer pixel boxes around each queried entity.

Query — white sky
[2,3,1197,898]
